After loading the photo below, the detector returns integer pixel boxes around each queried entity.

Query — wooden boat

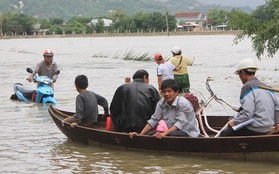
[48,105,279,155]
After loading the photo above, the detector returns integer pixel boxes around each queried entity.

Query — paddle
[258,85,279,93]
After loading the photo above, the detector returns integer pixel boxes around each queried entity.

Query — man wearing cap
[27,49,59,88]
[169,47,193,93]
[219,58,279,136]
[154,53,176,93]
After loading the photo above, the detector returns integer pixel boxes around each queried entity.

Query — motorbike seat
[15,84,36,100]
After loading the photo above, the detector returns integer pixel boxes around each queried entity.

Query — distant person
[169,47,193,93]
[27,49,59,88]
[219,59,279,136]
[63,75,109,128]
[129,79,200,139]
[154,53,177,93]
[110,69,161,133]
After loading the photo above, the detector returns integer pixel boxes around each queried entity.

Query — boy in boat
[129,79,200,138]
[219,59,279,136]
[110,69,161,133]
[63,75,109,127]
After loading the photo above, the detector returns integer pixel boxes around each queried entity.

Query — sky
[198,0,267,9]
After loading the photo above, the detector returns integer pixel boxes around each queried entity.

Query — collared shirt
[147,96,200,137]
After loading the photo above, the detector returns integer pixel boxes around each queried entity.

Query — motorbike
[10,68,60,104]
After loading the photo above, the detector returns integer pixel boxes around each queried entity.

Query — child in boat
[129,79,200,138]
[63,75,109,127]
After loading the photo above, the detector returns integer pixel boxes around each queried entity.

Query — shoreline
[0,30,242,40]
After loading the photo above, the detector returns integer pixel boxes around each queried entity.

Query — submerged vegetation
[113,49,152,61]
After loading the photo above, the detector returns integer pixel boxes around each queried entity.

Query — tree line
[0,9,176,35]
[0,0,278,58]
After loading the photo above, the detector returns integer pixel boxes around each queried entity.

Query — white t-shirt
[157,61,175,81]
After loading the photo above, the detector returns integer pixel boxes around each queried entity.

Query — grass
[112,49,152,61]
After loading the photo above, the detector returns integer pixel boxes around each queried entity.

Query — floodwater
[1,35,279,173]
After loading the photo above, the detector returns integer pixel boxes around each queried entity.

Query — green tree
[95,19,105,33]
[1,12,36,35]
[228,9,252,30]
[207,9,229,26]
[111,15,136,32]
[49,18,64,25]
[233,0,279,58]
[64,20,86,34]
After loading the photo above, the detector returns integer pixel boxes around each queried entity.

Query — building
[174,12,208,31]
[88,18,113,27]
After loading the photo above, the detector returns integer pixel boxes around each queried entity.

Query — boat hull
[48,105,279,154]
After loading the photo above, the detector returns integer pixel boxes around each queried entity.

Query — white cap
[171,47,182,55]
[235,59,258,74]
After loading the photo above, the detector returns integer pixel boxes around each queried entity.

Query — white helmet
[235,59,258,74]
[171,47,182,55]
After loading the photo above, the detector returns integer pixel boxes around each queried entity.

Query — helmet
[43,49,54,57]
[235,59,258,74]
[154,53,163,60]
[171,47,182,55]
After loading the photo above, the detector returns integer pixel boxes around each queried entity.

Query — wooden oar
[258,86,279,93]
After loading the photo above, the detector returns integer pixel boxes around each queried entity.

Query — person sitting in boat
[110,69,161,133]
[219,59,279,136]
[129,79,200,139]
[27,49,59,89]
[63,75,109,127]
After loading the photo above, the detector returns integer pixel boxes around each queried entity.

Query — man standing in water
[169,47,193,93]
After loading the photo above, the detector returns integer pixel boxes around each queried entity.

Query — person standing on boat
[63,75,109,127]
[27,49,59,89]
[219,59,279,136]
[169,47,193,93]
[110,69,161,133]
[129,79,200,138]
[154,53,177,94]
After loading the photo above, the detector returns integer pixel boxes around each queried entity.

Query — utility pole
[0,18,2,36]
[163,4,170,36]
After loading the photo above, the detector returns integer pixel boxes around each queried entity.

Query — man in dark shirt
[110,69,161,133]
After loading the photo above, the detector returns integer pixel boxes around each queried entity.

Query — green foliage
[228,9,253,30]
[207,9,229,26]
[0,0,253,20]
[48,25,63,35]
[233,0,279,58]
[95,20,105,33]
[0,12,36,35]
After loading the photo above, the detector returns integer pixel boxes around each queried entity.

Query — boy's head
[161,79,179,92]
[161,79,180,104]
[75,75,88,90]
